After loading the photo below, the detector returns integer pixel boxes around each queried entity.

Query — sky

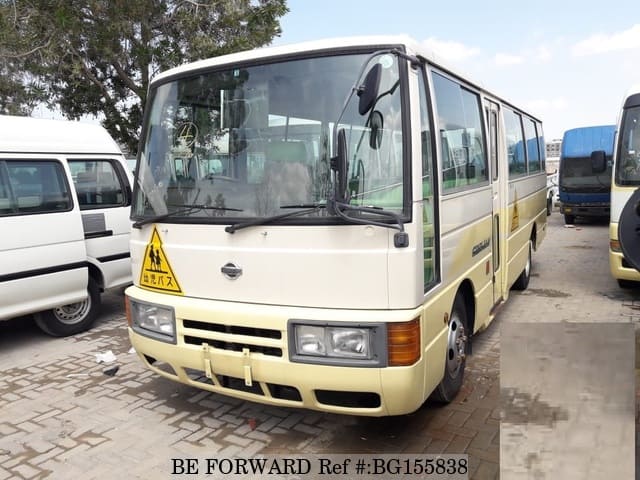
[271,0,640,141]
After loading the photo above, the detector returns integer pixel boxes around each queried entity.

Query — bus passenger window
[524,119,541,173]
[504,108,526,177]
[432,71,488,191]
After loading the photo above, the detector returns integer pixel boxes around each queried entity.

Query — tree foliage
[0,0,288,153]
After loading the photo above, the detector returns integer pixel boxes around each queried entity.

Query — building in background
[546,138,562,173]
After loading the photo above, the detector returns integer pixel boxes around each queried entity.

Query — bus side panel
[439,186,494,327]
[419,228,495,401]
[506,175,546,288]
[440,187,493,279]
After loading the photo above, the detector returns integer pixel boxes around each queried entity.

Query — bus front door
[486,100,506,305]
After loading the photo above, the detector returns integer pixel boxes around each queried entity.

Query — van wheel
[431,293,468,403]
[564,214,575,225]
[35,279,101,337]
[512,240,532,291]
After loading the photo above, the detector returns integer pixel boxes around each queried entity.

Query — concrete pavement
[1,210,638,479]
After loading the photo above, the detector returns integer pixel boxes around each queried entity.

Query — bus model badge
[221,262,242,280]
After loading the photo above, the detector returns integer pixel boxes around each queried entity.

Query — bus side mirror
[330,128,349,203]
[357,63,382,116]
[369,110,383,150]
[591,150,607,173]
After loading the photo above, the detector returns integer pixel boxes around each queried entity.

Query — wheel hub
[446,314,467,378]
[52,298,91,325]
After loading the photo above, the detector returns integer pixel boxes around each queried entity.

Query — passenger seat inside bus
[263,141,311,205]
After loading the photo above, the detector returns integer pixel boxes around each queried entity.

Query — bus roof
[151,35,541,123]
[623,84,640,109]
[154,35,423,82]
[561,125,616,157]
[0,115,122,155]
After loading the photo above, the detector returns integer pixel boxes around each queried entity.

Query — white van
[0,115,133,336]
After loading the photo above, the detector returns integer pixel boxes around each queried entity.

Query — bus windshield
[560,156,612,192]
[133,51,407,224]
[616,105,640,185]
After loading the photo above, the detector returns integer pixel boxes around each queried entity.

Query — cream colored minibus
[125,36,546,416]
[610,85,640,287]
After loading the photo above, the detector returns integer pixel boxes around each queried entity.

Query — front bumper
[126,286,428,416]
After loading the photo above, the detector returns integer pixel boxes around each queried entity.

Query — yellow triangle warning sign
[511,190,520,232]
[139,226,183,295]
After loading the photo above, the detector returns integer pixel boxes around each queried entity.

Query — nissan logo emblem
[221,262,242,280]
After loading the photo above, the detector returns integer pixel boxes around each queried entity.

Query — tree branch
[66,43,114,105]
[112,60,143,99]
[1,38,52,59]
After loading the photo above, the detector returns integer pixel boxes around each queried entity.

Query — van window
[0,167,10,214]
[69,160,126,209]
[0,160,72,215]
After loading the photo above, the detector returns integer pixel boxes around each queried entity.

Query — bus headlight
[129,299,176,343]
[289,322,384,366]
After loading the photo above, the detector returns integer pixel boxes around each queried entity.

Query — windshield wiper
[133,204,243,229]
[279,202,328,209]
[330,200,409,248]
[225,205,324,233]
[225,202,408,247]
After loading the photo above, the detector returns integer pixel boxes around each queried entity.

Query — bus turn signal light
[125,296,132,327]
[387,318,421,366]
[610,239,621,252]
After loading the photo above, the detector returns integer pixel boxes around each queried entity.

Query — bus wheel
[35,279,101,337]
[512,240,532,291]
[546,195,552,216]
[617,279,640,289]
[432,292,469,403]
[564,214,575,225]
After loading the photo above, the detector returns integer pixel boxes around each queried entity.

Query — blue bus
[559,125,615,224]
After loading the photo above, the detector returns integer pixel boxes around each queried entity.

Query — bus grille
[181,319,283,357]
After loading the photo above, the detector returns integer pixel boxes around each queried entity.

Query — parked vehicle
[558,125,615,224]
[125,36,546,416]
[610,85,640,287]
[546,171,558,215]
[0,115,133,336]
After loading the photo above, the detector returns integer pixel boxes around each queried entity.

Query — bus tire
[546,195,552,216]
[617,279,639,289]
[564,214,575,225]
[35,278,101,337]
[512,240,532,291]
[431,292,469,403]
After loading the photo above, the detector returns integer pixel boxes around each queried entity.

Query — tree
[0,0,289,154]
[0,4,45,115]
